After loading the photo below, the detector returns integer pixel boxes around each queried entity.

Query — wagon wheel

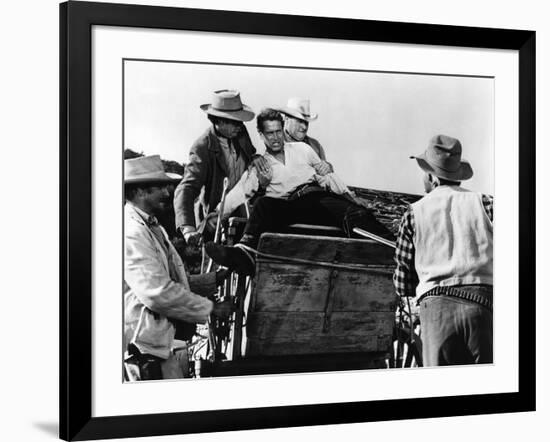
[389,298,422,368]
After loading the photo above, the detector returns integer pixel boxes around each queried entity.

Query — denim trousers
[419,286,493,366]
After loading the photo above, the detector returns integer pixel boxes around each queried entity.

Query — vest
[412,185,493,297]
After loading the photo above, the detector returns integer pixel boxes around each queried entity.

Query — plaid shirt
[393,191,493,298]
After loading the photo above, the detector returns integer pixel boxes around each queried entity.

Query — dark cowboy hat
[200,89,255,122]
[410,134,473,181]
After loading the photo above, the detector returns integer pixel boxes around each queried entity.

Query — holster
[124,344,163,381]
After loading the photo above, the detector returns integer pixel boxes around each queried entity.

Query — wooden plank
[253,265,331,311]
[247,334,393,356]
[332,272,396,311]
[257,233,395,265]
[252,263,396,312]
[247,312,393,340]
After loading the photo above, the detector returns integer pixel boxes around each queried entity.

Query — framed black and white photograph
[60,1,535,440]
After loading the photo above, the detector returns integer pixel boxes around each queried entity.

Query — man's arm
[215,167,261,219]
[393,207,419,298]
[125,229,213,323]
[309,137,334,172]
[174,142,209,234]
[302,142,331,176]
[482,194,493,222]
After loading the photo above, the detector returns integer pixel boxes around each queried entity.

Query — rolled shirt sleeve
[217,167,260,219]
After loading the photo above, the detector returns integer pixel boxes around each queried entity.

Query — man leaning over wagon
[173,89,270,247]
[124,155,232,381]
[393,135,493,366]
[204,108,393,276]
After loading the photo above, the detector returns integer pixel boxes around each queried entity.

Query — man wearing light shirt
[205,109,392,276]
[124,155,232,380]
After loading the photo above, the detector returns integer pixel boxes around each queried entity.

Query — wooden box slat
[253,263,395,312]
[256,233,395,265]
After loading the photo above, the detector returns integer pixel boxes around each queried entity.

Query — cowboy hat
[200,89,255,122]
[277,97,318,122]
[166,172,183,182]
[410,134,473,181]
[124,155,173,185]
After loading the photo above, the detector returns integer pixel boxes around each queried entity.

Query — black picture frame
[60,1,536,440]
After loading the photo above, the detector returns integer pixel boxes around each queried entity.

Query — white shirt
[220,142,350,217]
[263,141,320,198]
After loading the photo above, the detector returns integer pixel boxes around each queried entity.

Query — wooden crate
[246,233,397,357]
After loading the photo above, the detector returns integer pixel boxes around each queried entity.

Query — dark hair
[256,108,284,133]
[125,183,141,202]
[207,114,243,127]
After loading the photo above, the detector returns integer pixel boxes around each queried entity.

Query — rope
[238,244,393,274]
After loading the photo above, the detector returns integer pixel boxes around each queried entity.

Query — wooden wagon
[201,219,413,377]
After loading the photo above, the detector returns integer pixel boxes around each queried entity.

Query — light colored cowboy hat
[410,134,473,181]
[166,172,183,182]
[124,155,173,185]
[277,97,318,122]
[200,89,255,122]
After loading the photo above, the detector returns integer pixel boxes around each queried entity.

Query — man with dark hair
[173,89,269,247]
[205,108,392,276]
[394,135,493,366]
[124,155,232,380]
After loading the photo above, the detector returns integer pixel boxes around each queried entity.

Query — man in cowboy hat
[393,134,493,366]
[124,155,232,380]
[204,108,392,276]
[174,89,269,247]
[277,97,331,169]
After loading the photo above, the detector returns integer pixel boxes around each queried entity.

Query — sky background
[124,60,494,195]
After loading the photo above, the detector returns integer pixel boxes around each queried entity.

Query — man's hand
[314,160,332,176]
[257,168,272,188]
[251,156,272,188]
[182,230,202,247]
[251,155,270,175]
[212,299,234,318]
[215,268,231,286]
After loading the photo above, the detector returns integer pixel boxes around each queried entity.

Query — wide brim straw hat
[410,134,473,181]
[124,155,174,185]
[200,89,255,122]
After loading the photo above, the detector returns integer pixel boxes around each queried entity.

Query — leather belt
[418,285,493,312]
[288,183,325,201]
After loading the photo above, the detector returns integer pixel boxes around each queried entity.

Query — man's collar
[264,144,286,161]
[127,202,159,226]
